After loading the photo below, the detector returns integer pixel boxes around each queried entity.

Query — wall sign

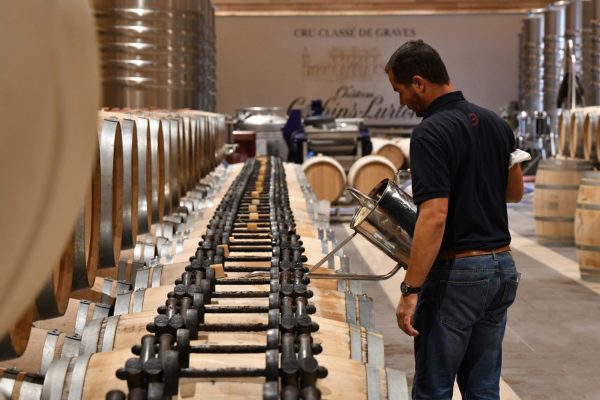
[216,14,522,125]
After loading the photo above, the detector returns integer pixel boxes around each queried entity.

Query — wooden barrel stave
[133,116,152,236]
[583,110,599,161]
[120,117,139,250]
[568,109,586,158]
[147,117,165,224]
[558,109,571,156]
[98,119,124,268]
[71,163,101,291]
[35,231,75,319]
[0,304,35,361]
[575,171,600,281]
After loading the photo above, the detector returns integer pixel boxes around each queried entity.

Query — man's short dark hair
[385,40,450,85]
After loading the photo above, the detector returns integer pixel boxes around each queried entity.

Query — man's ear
[412,75,426,92]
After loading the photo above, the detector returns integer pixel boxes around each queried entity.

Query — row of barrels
[558,106,600,160]
[534,158,600,281]
[302,153,403,203]
[0,160,407,398]
[0,109,229,360]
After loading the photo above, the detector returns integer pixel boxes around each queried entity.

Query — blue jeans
[412,252,520,400]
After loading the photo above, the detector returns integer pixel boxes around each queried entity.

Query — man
[386,40,524,400]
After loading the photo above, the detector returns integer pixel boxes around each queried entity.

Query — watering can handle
[307,261,407,281]
[347,187,375,208]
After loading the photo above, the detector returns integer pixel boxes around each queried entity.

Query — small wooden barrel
[302,156,346,202]
[575,171,600,281]
[534,158,594,245]
[558,109,571,157]
[583,110,599,161]
[348,155,396,194]
[569,109,586,158]
[371,138,406,169]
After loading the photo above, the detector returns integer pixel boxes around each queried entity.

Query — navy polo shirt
[410,91,515,251]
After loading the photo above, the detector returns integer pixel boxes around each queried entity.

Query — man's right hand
[396,294,420,337]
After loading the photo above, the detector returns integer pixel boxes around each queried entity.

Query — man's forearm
[404,199,447,287]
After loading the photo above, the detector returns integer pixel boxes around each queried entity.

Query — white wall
[216,14,522,125]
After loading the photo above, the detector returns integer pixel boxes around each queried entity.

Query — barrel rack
[0,126,408,399]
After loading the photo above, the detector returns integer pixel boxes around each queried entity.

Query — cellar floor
[332,189,600,400]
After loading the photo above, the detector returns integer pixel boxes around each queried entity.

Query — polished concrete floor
[331,189,600,400]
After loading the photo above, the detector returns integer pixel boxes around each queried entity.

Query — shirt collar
[423,91,466,118]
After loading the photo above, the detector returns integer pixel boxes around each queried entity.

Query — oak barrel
[0,304,35,361]
[302,156,346,202]
[348,155,397,194]
[97,118,124,268]
[35,231,75,320]
[0,367,43,399]
[583,110,599,161]
[558,109,571,157]
[568,108,586,158]
[575,171,600,281]
[0,0,99,338]
[71,161,101,291]
[534,159,594,245]
[371,138,406,169]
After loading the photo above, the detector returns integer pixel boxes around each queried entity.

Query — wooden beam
[213,0,552,15]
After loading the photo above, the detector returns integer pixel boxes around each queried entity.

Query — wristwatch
[400,281,421,296]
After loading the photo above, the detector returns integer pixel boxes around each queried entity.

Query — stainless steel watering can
[308,178,417,280]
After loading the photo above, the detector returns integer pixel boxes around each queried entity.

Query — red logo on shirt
[468,112,479,127]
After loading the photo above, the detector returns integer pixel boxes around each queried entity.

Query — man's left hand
[396,294,419,336]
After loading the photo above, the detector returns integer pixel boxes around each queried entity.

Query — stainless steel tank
[522,10,545,115]
[591,0,600,105]
[544,2,567,112]
[235,107,288,160]
[582,0,595,105]
[544,2,568,138]
[566,0,587,77]
[92,0,215,110]
[519,30,524,110]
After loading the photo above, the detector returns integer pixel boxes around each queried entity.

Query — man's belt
[436,245,511,262]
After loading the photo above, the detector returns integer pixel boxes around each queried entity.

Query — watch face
[401,281,407,294]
